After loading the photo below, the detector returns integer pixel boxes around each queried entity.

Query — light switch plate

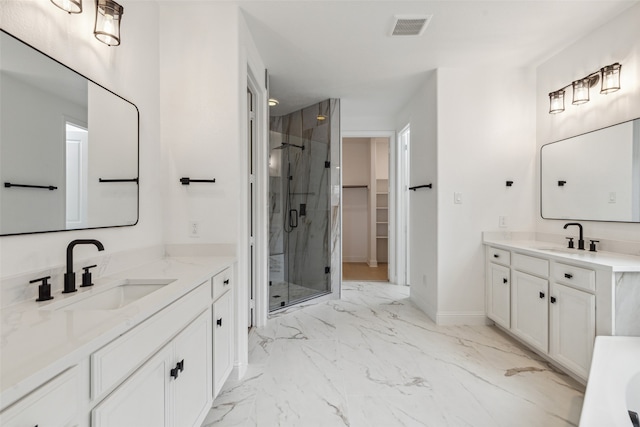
[454,192,462,204]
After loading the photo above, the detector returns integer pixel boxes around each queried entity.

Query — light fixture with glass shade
[268,98,279,107]
[94,0,124,46]
[548,62,621,114]
[600,63,621,94]
[51,0,82,13]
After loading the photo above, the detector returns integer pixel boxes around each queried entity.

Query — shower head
[272,142,305,151]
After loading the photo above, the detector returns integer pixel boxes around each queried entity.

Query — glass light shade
[268,98,279,107]
[549,90,565,114]
[51,0,82,13]
[572,78,590,105]
[600,63,621,94]
[94,0,123,46]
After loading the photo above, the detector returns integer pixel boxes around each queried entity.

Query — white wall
[396,70,438,320]
[536,3,640,242]
[0,1,162,277]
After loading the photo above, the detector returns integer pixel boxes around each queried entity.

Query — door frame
[341,130,398,283]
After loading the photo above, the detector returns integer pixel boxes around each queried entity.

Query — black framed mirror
[0,29,139,236]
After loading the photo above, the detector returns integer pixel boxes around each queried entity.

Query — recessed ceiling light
[268,98,279,107]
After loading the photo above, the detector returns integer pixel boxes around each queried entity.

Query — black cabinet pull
[217,318,223,327]
[539,292,545,299]
[550,296,557,304]
[177,359,184,373]
[223,279,230,285]
[493,254,499,258]
[170,366,179,380]
[503,278,508,284]
[564,273,573,279]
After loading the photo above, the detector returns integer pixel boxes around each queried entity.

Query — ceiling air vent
[391,15,432,36]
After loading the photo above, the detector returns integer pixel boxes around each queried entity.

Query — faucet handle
[565,237,574,249]
[589,240,599,252]
[81,265,98,288]
[30,276,54,302]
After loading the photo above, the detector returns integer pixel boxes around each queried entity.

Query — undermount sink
[45,279,176,311]
[536,247,583,255]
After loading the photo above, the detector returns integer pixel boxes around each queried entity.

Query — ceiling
[237,0,637,122]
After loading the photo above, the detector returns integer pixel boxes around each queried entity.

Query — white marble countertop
[580,336,640,426]
[483,237,640,272]
[0,255,235,411]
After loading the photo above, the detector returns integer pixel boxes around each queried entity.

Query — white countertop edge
[579,336,640,427]
[0,255,235,411]
[482,235,640,272]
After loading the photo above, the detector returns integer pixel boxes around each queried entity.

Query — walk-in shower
[268,99,340,310]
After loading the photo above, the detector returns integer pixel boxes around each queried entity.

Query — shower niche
[268,99,340,310]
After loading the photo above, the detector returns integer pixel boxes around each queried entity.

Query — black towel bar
[408,184,432,191]
[180,177,216,185]
[4,182,57,191]
[99,178,139,183]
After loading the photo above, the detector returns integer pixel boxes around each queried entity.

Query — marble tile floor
[202,281,585,427]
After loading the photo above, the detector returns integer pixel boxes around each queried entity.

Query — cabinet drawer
[553,262,595,292]
[487,247,510,266]
[212,267,232,300]
[0,366,79,426]
[91,281,210,400]
[512,253,549,277]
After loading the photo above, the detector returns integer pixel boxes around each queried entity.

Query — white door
[65,122,88,229]
[487,263,510,329]
[173,310,212,426]
[549,282,595,378]
[511,270,549,353]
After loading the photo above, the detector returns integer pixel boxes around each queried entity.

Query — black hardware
[503,278,508,284]
[343,185,368,189]
[299,203,306,217]
[81,265,97,288]
[629,410,639,427]
[563,223,585,250]
[223,279,230,285]
[4,182,57,191]
[325,266,331,274]
[539,292,545,299]
[170,366,180,380]
[289,209,298,228]
[558,180,567,186]
[325,161,331,168]
[550,296,557,304]
[217,318,223,327]
[564,273,573,279]
[409,184,433,191]
[98,178,139,183]
[589,240,599,252]
[180,177,216,185]
[63,240,105,294]
[493,254,500,258]
[176,359,184,373]
[30,276,53,302]
[566,237,574,249]
[506,181,514,187]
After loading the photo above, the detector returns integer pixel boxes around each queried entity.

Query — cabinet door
[512,271,549,353]
[213,290,234,396]
[549,283,595,379]
[173,309,213,427]
[0,366,80,427]
[487,263,510,328]
[92,346,172,427]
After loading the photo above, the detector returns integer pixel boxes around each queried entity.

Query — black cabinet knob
[177,359,184,373]
[550,296,557,304]
[223,279,230,285]
[564,273,573,279]
[539,292,545,299]
[170,366,179,380]
[493,254,499,258]
[503,278,508,284]
[217,318,223,327]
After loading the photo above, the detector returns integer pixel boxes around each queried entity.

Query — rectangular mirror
[541,118,640,222]
[0,30,139,236]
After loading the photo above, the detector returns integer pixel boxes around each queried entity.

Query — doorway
[342,136,390,282]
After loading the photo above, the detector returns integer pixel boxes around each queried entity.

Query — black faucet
[63,239,105,293]
[563,223,585,250]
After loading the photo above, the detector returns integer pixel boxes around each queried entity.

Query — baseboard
[436,311,487,326]
[230,361,248,381]
[367,259,378,267]
[343,256,368,263]
[409,294,436,323]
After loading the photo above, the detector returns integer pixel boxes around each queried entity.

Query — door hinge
[325,266,331,274]
[324,161,330,168]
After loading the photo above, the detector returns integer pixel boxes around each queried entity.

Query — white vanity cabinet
[92,307,213,427]
[0,366,82,427]
[212,267,234,396]
[485,244,599,381]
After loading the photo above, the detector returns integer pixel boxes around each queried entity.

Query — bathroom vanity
[0,256,235,427]
[484,233,640,381]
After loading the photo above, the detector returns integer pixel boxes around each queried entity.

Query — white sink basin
[45,279,176,311]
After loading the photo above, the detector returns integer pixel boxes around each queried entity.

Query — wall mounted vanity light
[94,0,124,46]
[548,63,621,114]
[51,0,82,14]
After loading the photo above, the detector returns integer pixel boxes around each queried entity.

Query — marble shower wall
[269,99,340,297]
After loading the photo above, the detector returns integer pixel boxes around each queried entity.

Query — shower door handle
[289,209,298,228]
